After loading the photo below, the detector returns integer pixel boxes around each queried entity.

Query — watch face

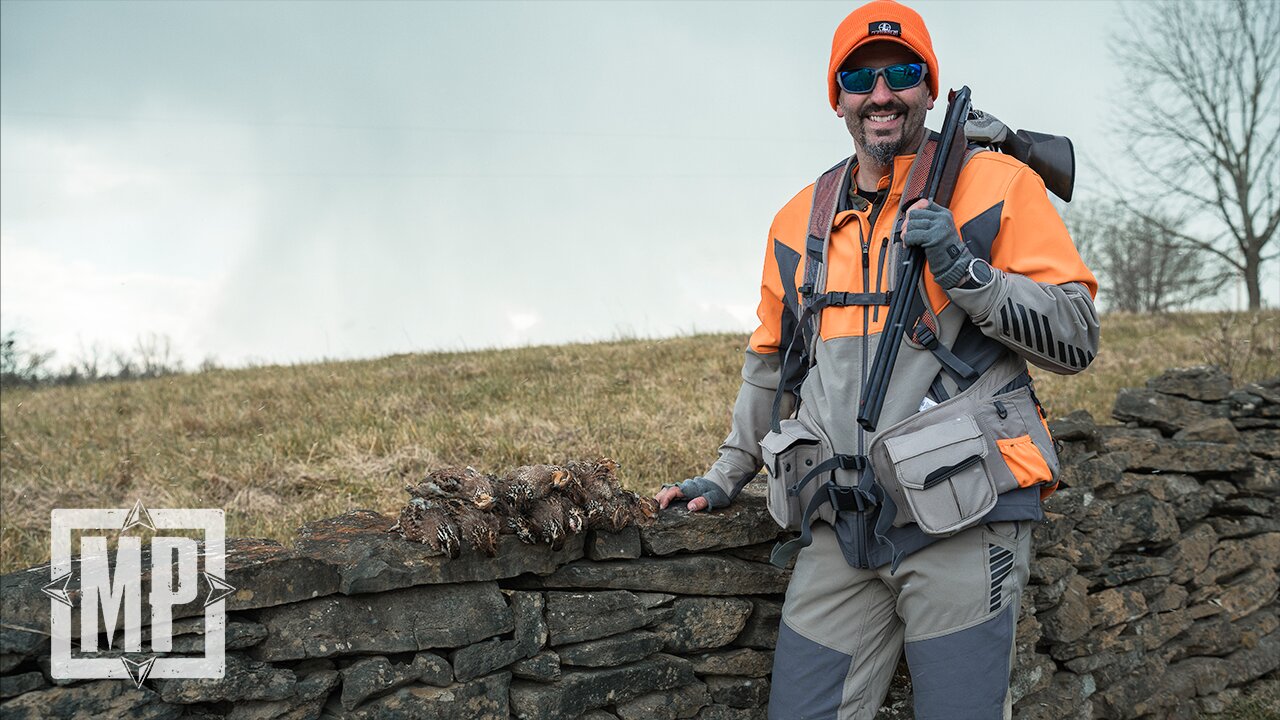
[972,261,993,284]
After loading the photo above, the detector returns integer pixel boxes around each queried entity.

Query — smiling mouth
[865,113,902,125]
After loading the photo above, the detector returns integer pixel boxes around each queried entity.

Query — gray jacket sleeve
[698,348,794,503]
[948,270,1099,375]
[946,163,1100,375]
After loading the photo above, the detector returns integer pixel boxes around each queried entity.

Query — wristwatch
[958,258,994,290]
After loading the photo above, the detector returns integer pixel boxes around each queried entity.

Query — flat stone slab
[511,651,561,682]
[732,598,783,650]
[294,510,585,595]
[225,667,338,720]
[695,705,768,720]
[1147,366,1233,402]
[1173,418,1240,443]
[652,597,754,653]
[509,654,695,720]
[0,569,57,653]
[615,680,711,720]
[1112,388,1227,434]
[344,671,511,720]
[1241,429,1280,459]
[339,652,452,710]
[557,630,664,668]
[0,671,46,699]
[1099,431,1254,475]
[519,555,790,596]
[221,537,344,613]
[452,591,545,682]
[586,527,642,560]
[251,581,511,662]
[689,648,774,677]
[705,675,771,708]
[0,680,182,720]
[159,615,268,653]
[154,653,296,704]
[545,590,650,645]
[641,484,783,556]
[1049,410,1099,442]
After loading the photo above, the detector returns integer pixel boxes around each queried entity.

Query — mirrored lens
[839,68,876,94]
[883,64,923,90]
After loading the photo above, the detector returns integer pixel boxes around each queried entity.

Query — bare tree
[73,339,106,382]
[0,330,54,387]
[133,332,183,378]
[1065,200,1231,312]
[1111,0,1280,309]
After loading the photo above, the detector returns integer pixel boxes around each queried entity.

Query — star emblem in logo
[121,655,158,688]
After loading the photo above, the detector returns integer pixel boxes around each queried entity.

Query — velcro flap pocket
[761,420,820,477]
[760,419,823,531]
[883,415,996,536]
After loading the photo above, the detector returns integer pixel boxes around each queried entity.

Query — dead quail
[405,479,450,500]
[453,501,500,557]
[508,514,539,545]
[628,493,659,525]
[456,468,498,510]
[528,495,570,551]
[398,497,461,558]
[568,457,620,486]
[503,464,569,506]
[564,504,587,534]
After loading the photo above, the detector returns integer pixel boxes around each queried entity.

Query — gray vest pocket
[760,419,830,530]
[883,415,997,535]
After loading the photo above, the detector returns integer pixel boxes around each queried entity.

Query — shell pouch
[974,385,1061,494]
[881,415,996,536]
[760,418,831,530]
[870,383,1060,535]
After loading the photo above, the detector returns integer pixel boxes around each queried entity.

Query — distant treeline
[0,330,216,388]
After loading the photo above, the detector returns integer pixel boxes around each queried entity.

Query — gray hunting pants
[768,520,1032,720]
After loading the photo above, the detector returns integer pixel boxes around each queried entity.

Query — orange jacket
[749,150,1096,355]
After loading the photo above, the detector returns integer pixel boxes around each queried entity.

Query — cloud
[0,232,217,366]
[508,310,540,333]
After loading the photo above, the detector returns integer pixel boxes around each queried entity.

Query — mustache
[861,103,908,118]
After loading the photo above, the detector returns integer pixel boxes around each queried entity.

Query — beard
[845,98,928,167]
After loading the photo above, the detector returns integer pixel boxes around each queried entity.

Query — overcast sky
[2,0,1274,368]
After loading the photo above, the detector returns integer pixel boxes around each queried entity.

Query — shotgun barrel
[857,86,973,432]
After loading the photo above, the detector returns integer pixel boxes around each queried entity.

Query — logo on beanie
[869,21,901,37]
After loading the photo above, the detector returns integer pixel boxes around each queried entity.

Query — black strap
[786,453,867,498]
[770,487,833,567]
[913,322,978,383]
[769,310,810,433]
[811,291,892,309]
[769,459,876,569]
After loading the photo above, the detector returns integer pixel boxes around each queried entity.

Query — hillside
[1,310,1276,573]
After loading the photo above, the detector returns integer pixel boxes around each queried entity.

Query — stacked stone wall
[1,367,1276,719]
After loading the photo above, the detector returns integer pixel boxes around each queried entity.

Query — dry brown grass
[2,311,1277,573]
[1032,310,1279,419]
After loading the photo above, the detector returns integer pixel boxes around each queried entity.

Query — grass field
[1,310,1276,574]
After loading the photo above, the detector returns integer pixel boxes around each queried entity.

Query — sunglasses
[837,63,927,94]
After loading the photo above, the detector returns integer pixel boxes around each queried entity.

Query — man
[655,2,1099,718]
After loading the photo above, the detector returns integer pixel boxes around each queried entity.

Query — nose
[868,75,895,105]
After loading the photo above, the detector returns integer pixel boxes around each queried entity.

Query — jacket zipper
[858,184,891,569]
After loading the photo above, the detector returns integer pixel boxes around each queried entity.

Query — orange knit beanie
[827,0,939,109]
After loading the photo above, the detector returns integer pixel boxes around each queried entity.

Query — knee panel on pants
[904,601,1017,720]
[769,620,849,720]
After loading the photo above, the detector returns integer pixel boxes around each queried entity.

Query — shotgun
[857,86,973,432]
